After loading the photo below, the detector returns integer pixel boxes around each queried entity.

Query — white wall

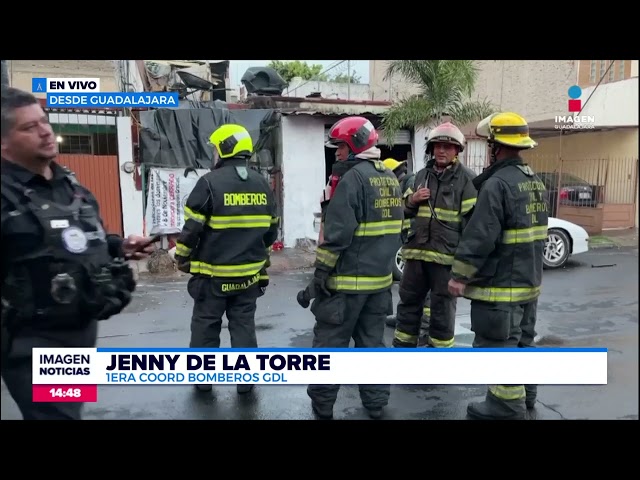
[412,127,429,172]
[578,77,638,127]
[116,116,144,238]
[281,115,327,247]
[284,76,370,101]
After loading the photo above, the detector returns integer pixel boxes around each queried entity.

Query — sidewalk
[590,228,639,249]
[130,246,317,278]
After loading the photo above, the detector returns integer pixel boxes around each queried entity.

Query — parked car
[537,172,600,217]
[392,216,590,280]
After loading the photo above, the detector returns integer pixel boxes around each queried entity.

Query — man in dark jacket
[393,122,477,349]
[174,123,279,395]
[381,158,431,346]
[307,116,403,420]
[448,112,548,420]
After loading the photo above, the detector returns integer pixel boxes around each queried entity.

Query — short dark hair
[1,87,40,138]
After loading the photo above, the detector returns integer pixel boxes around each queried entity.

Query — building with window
[577,60,635,88]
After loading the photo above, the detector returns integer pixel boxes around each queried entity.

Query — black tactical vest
[1,171,117,327]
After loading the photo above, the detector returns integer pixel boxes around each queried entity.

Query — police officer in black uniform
[173,123,279,395]
[1,87,155,420]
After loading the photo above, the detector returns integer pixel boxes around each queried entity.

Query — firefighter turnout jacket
[315,159,404,293]
[451,157,549,303]
[174,157,279,295]
[402,158,477,265]
[399,172,416,240]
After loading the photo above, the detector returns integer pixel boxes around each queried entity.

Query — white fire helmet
[426,122,466,153]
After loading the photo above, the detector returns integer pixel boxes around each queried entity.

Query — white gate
[460,139,488,175]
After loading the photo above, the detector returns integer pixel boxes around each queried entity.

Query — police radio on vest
[46,78,101,93]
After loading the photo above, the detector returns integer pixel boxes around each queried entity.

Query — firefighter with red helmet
[305,116,403,420]
[316,128,363,244]
[393,122,477,349]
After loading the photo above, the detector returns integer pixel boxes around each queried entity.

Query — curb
[589,242,619,250]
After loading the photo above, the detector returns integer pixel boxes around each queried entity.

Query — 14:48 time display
[50,388,82,398]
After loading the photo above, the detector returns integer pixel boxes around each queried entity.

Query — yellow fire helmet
[476,112,538,149]
[209,123,254,159]
[382,158,405,171]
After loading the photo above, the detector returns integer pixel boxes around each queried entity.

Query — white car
[392,216,590,279]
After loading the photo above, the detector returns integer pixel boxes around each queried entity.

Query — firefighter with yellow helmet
[393,122,477,350]
[174,123,279,395]
[447,112,548,420]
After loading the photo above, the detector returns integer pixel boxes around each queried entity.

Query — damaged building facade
[113,64,427,249]
[132,95,427,248]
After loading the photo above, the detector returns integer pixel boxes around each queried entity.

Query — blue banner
[46,92,180,108]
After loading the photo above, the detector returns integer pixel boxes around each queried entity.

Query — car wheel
[544,228,571,269]
[393,246,404,281]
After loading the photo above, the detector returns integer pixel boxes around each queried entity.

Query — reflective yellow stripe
[460,197,477,215]
[259,274,269,281]
[327,274,393,292]
[270,216,280,225]
[489,385,526,400]
[464,285,541,303]
[184,206,206,223]
[190,260,266,277]
[430,337,454,348]
[417,206,461,223]
[403,188,414,199]
[175,242,192,256]
[402,219,412,229]
[353,220,402,237]
[502,225,548,244]
[315,247,339,268]
[451,259,477,278]
[207,215,272,229]
[402,248,454,266]
[423,306,431,316]
[394,329,417,343]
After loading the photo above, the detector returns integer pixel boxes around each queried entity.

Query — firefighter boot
[366,407,383,419]
[237,384,254,394]
[312,402,333,420]
[467,390,526,420]
[525,385,537,409]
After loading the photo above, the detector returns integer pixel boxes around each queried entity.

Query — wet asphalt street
[2,247,638,420]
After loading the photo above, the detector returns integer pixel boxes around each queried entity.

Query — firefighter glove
[312,268,332,297]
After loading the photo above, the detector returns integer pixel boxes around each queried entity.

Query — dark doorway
[378,144,413,172]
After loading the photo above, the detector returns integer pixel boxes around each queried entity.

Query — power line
[578,60,615,116]
[287,60,348,95]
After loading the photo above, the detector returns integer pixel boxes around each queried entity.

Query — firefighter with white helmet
[381,158,431,345]
[393,121,478,350]
[447,112,547,420]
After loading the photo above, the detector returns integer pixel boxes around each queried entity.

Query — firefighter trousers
[396,259,456,347]
[307,290,392,411]
[188,276,260,349]
[470,299,538,411]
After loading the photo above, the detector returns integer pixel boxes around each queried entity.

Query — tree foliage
[381,60,496,145]
[267,61,361,84]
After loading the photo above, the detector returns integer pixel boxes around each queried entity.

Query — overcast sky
[227,60,370,87]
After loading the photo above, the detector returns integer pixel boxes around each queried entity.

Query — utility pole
[347,60,351,100]
[1,60,9,87]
